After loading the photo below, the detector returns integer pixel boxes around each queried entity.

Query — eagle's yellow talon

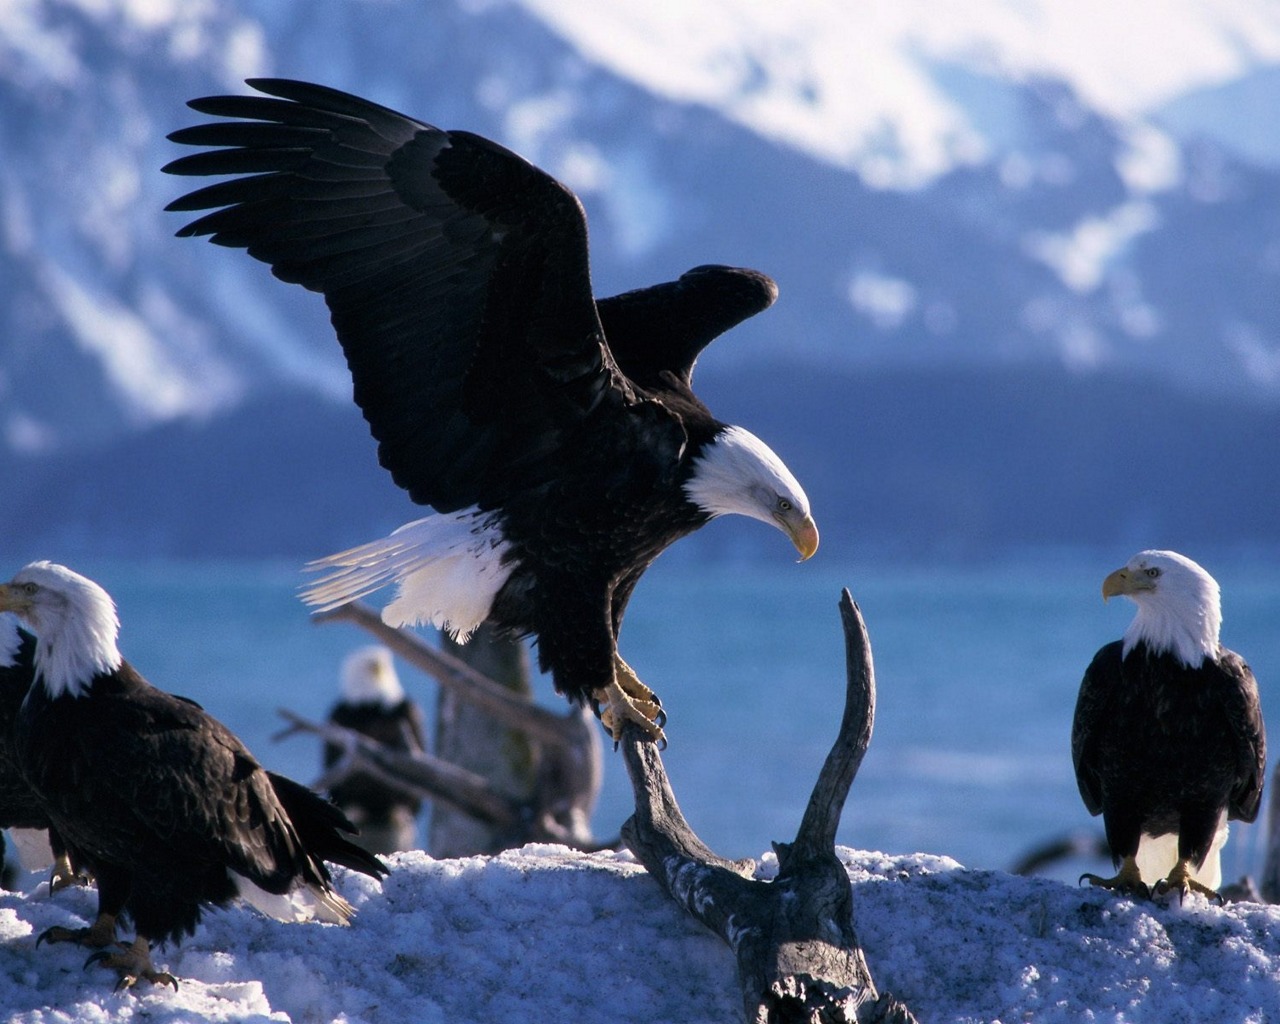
[1080,855,1149,898]
[1154,859,1224,904]
[86,937,179,991]
[48,852,88,893]
[594,655,666,745]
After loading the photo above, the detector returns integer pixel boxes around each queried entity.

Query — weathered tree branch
[312,602,573,749]
[278,709,525,830]
[620,590,916,1024]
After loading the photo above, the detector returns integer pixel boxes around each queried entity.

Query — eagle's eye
[20,582,37,596]
[1145,568,1161,579]
[777,498,793,513]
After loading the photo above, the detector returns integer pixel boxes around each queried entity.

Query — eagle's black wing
[596,265,777,389]
[65,666,382,893]
[165,78,636,513]
[1217,648,1266,823]
[1072,641,1122,817]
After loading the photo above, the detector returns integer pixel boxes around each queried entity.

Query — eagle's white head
[684,426,819,560]
[1103,549,1222,668]
[0,562,122,698]
[339,645,405,707]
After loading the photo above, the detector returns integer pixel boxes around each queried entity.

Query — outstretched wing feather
[167,78,636,511]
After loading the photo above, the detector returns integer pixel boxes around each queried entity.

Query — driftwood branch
[313,602,573,749]
[278,709,524,830]
[620,590,916,1024]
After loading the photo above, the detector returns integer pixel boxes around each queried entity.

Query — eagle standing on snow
[164,79,819,746]
[0,562,386,989]
[323,646,426,854]
[1073,550,1266,901]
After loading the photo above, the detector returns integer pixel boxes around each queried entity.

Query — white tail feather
[1135,823,1228,890]
[234,874,354,925]
[301,509,514,639]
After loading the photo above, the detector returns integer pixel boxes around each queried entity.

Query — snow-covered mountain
[2,0,1279,555]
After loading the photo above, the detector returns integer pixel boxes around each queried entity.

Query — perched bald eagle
[323,646,426,854]
[0,562,386,989]
[1073,550,1266,901]
[164,79,819,745]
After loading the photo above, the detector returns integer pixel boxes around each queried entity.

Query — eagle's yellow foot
[593,656,666,747]
[1080,855,1149,898]
[48,852,88,893]
[37,912,118,949]
[86,937,179,992]
[1153,859,1224,905]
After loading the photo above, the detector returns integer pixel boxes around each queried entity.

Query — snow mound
[1,844,1277,1022]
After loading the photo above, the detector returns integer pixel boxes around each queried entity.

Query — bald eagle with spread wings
[1074,550,1266,902]
[164,79,818,745]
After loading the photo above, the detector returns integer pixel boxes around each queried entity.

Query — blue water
[41,550,1280,883]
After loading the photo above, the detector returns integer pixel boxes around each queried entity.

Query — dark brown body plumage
[0,628,83,883]
[0,629,48,832]
[16,663,385,945]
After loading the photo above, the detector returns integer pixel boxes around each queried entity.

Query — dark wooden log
[620,590,917,1024]
[431,625,538,857]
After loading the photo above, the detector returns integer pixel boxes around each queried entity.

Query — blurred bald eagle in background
[0,562,386,989]
[1073,550,1266,901]
[164,78,819,746]
[324,646,426,854]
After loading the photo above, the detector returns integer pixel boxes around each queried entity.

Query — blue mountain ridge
[2,0,1278,556]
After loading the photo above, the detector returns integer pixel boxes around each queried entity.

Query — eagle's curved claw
[48,853,88,893]
[595,655,667,746]
[85,939,179,991]
[1153,860,1225,905]
[1079,855,1150,898]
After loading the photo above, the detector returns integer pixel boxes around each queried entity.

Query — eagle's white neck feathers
[1118,550,1221,668]
[10,562,122,699]
[685,426,810,525]
[340,646,405,707]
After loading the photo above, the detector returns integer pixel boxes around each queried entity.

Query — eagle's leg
[37,911,118,949]
[1153,859,1224,905]
[1080,855,1149,897]
[48,851,87,893]
[86,936,179,991]
[594,655,666,746]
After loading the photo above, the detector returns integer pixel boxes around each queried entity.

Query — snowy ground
[1,843,1278,1023]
